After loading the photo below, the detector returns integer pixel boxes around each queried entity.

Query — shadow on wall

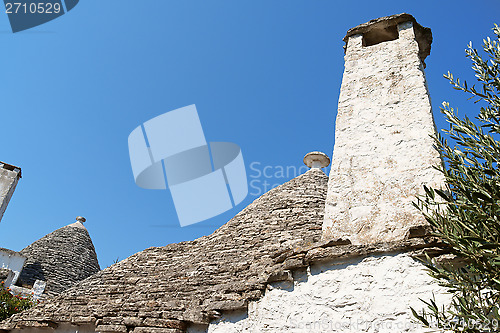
[16,262,44,289]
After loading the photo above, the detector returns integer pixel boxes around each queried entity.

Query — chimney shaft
[322,14,444,244]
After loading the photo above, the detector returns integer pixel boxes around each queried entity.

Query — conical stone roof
[16,221,100,297]
[1,168,328,332]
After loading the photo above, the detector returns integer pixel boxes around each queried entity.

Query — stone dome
[16,220,100,297]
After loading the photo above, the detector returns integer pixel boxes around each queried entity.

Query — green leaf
[411,307,430,326]
[412,24,500,333]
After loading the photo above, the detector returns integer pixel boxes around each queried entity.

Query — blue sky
[0,0,499,268]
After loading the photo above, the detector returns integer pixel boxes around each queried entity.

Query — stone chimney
[322,14,444,244]
[0,162,21,224]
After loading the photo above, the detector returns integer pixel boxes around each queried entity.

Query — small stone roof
[15,221,100,297]
[0,248,23,257]
[343,13,432,64]
[0,168,329,332]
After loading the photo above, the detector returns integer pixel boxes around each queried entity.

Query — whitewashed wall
[0,249,26,287]
[195,252,451,333]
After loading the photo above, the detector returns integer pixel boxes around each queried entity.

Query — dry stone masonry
[16,220,100,298]
[323,14,445,244]
[0,168,330,333]
[0,216,100,300]
[0,166,451,333]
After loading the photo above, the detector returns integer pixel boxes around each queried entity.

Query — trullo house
[1,13,453,333]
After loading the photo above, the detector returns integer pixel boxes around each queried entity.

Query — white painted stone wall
[197,252,450,333]
[0,249,26,287]
[322,20,445,244]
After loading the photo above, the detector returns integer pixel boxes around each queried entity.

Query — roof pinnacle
[303,151,330,169]
[76,216,86,223]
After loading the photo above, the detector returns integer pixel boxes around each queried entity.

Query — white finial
[303,151,330,169]
[76,216,86,223]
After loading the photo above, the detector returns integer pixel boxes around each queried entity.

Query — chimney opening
[362,24,399,47]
